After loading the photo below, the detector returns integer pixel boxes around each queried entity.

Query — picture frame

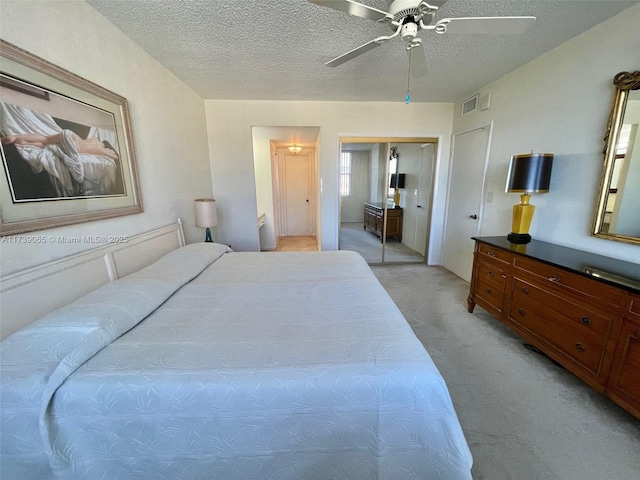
[0,40,142,236]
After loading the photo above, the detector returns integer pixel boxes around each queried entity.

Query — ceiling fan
[308,0,536,78]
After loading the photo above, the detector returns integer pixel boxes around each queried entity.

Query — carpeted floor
[371,263,640,480]
[340,222,424,263]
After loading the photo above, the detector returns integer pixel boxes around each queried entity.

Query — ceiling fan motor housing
[389,0,423,21]
[389,0,444,21]
[401,22,418,42]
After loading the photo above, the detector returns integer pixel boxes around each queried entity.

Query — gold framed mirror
[592,71,640,245]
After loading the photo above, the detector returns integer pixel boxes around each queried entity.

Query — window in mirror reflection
[339,152,351,197]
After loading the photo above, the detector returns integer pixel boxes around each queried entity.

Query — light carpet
[340,222,424,263]
[372,263,640,480]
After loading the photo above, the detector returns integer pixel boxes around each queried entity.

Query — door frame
[441,123,493,265]
[338,136,438,264]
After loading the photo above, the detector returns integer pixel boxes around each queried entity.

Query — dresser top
[473,237,640,293]
[364,202,401,210]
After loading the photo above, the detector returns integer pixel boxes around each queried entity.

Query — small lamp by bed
[195,198,218,243]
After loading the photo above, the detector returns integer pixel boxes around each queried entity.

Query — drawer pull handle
[575,343,585,352]
[486,288,492,294]
[487,251,496,257]
[549,275,561,283]
[581,317,591,325]
[522,287,528,294]
[488,271,494,277]
[518,309,525,316]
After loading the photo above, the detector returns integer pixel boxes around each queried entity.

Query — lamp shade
[505,153,553,193]
[195,198,218,228]
[390,173,406,189]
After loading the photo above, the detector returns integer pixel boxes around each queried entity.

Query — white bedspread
[0,243,472,479]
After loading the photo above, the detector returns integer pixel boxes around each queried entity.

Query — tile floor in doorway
[273,236,318,252]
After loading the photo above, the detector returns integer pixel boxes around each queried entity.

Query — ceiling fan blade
[308,0,392,22]
[436,16,536,35]
[326,24,402,67]
[407,44,428,78]
[326,37,387,67]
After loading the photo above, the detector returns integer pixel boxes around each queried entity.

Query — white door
[442,125,491,282]
[282,153,312,235]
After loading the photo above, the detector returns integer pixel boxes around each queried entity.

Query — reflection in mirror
[593,71,640,244]
[383,143,434,263]
[339,142,384,264]
[338,138,436,264]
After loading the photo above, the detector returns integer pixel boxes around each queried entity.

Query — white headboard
[0,220,185,340]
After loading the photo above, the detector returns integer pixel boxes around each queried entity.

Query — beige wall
[0,0,213,273]
[340,151,371,223]
[451,3,640,264]
[205,100,454,263]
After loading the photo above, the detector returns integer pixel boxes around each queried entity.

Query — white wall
[0,0,213,274]
[205,100,454,263]
[252,138,276,250]
[341,151,371,223]
[451,3,640,264]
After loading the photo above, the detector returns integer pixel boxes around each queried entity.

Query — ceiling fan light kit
[308,0,536,101]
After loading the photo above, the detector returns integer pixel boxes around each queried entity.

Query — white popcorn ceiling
[87,0,637,103]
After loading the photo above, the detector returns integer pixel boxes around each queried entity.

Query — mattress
[0,243,472,479]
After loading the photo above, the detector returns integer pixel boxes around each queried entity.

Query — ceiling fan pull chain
[406,48,412,104]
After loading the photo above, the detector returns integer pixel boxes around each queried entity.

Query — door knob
[469,214,478,219]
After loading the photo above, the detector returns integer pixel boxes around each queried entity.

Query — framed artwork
[0,40,142,236]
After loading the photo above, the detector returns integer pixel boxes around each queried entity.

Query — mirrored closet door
[338,137,437,265]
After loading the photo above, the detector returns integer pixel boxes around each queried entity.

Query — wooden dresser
[468,237,640,419]
[363,203,403,242]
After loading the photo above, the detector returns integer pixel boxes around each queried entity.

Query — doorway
[442,125,492,281]
[338,137,438,265]
[252,126,320,252]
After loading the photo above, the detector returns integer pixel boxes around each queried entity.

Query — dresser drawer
[475,277,505,314]
[513,256,626,310]
[628,294,640,320]
[607,319,640,414]
[476,262,506,291]
[509,279,614,376]
[511,278,615,337]
[477,243,513,265]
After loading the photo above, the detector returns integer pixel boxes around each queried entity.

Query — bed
[0,223,472,479]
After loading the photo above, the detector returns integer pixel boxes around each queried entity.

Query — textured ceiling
[87,0,637,103]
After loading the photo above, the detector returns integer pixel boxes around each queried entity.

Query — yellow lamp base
[393,188,400,208]
[508,194,535,244]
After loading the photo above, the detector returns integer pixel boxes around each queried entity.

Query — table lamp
[390,173,405,208]
[195,198,218,242]
[505,153,553,244]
